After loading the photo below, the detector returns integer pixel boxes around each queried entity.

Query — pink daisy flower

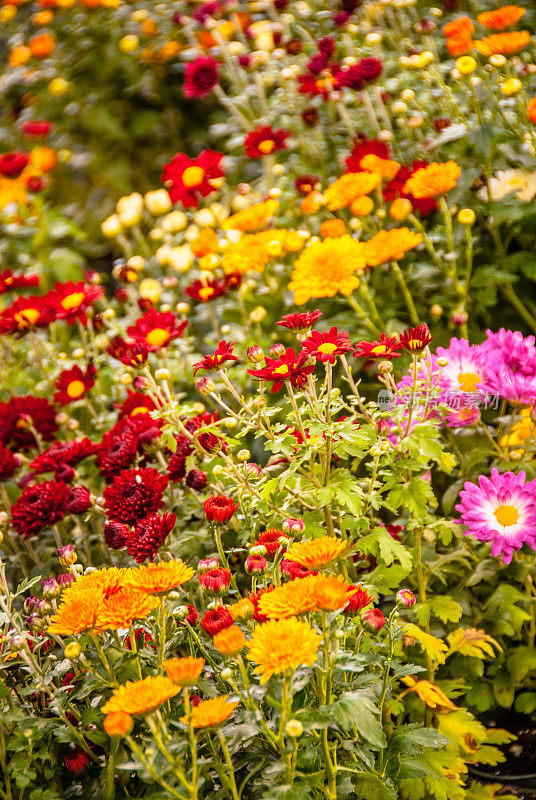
[478,328,536,405]
[455,468,536,564]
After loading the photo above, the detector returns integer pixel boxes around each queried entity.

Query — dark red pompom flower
[0,442,20,482]
[0,396,57,450]
[183,56,220,98]
[103,467,168,525]
[104,521,130,550]
[201,606,234,635]
[11,480,70,539]
[126,512,176,563]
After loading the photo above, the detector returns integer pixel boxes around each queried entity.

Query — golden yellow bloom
[500,407,536,451]
[312,574,355,611]
[222,199,279,232]
[258,575,319,619]
[478,5,525,30]
[48,587,104,636]
[323,172,381,211]
[63,567,130,599]
[399,676,457,711]
[402,162,461,199]
[360,154,400,181]
[229,598,255,622]
[190,228,219,257]
[102,676,180,716]
[103,711,134,737]
[457,208,476,225]
[181,696,239,728]
[474,31,530,56]
[288,235,367,305]
[363,228,423,266]
[93,588,158,633]
[500,77,522,96]
[164,657,205,687]
[247,617,320,684]
[213,625,247,656]
[221,232,273,275]
[285,536,346,569]
[301,190,324,214]
[126,560,195,595]
[455,56,477,75]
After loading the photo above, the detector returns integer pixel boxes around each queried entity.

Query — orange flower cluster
[258,573,355,619]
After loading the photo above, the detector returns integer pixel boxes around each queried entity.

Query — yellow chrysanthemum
[363,228,423,266]
[323,172,381,211]
[63,567,130,599]
[477,5,525,31]
[474,30,530,56]
[288,235,367,305]
[247,617,321,684]
[125,560,195,595]
[258,575,319,619]
[403,162,461,199]
[164,657,205,687]
[48,587,104,635]
[221,232,273,275]
[500,407,536,452]
[102,676,180,716]
[213,625,246,656]
[228,598,255,622]
[180,696,240,728]
[93,588,158,633]
[285,536,346,569]
[222,199,279,232]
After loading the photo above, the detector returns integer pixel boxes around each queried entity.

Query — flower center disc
[146,328,170,347]
[494,504,519,527]
[182,166,205,188]
[457,372,480,392]
[67,380,86,399]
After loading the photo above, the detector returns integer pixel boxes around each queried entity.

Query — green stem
[390,261,419,324]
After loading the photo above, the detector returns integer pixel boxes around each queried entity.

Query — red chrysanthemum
[167,435,194,483]
[106,336,148,367]
[257,528,287,558]
[96,426,139,480]
[46,281,104,324]
[11,480,70,539]
[199,568,231,595]
[297,63,341,98]
[363,607,385,631]
[117,391,158,419]
[0,151,29,178]
[127,309,187,351]
[244,126,290,158]
[336,57,382,90]
[294,176,321,196]
[399,324,433,353]
[126,512,176,563]
[54,364,96,405]
[0,296,53,335]
[104,520,130,550]
[204,494,239,524]
[0,396,58,450]
[29,439,97,474]
[64,747,90,775]
[124,627,156,650]
[183,56,220,98]
[201,606,233,636]
[0,269,40,295]
[185,276,227,303]
[345,136,390,173]
[193,340,237,374]
[161,150,224,208]
[301,326,353,364]
[21,120,53,137]
[0,442,20,481]
[280,560,313,580]
[276,310,322,332]
[247,347,315,393]
[345,584,374,613]
[353,332,403,360]
[103,467,168,525]
[65,485,91,513]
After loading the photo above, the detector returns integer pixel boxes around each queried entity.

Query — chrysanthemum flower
[185,276,227,303]
[181,695,239,728]
[0,269,39,294]
[48,587,105,635]
[363,228,423,266]
[256,528,287,558]
[435,337,488,397]
[0,396,57,450]
[323,172,381,211]
[301,327,353,364]
[30,439,97,474]
[103,467,168,524]
[244,126,289,158]
[204,494,239,523]
[258,575,320,618]
[478,328,536,405]
[402,162,461,199]
[346,584,374,613]
[127,309,187,351]
[285,536,346,569]
[222,199,279,232]
[126,559,195,595]
[288,236,367,305]
[97,427,138,479]
[0,442,20,482]
[201,606,234,635]
[213,624,246,656]
[399,324,433,353]
[193,341,237,374]
[363,608,386,630]
[399,676,457,711]
[103,711,133,737]
[94,588,158,633]
[161,150,224,207]
[345,137,390,173]
[11,480,70,539]
[47,281,103,324]
[126,512,176,563]
[456,469,536,564]
[247,347,315,393]
[499,408,536,453]
[199,568,231,595]
[474,30,530,56]
[64,567,130,598]
[106,336,148,367]
[164,657,205,687]
[477,5,525,30]
[336,57,383,90]
[313,574,356,611]
[354,333,403,360]
[276,310,323,333]
[54,364,96,405]
[0,296,53,335]
[102,676,180,716]
[247,617,321,683]
[183,56,219,98]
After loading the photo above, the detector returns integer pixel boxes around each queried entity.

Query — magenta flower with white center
[455,468,536,564]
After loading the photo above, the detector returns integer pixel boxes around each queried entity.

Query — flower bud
[396,589,416,609]
[221,667,233,681]
[362,608,386,631]
[172,604,190,621]
[236,449,250,462]
[270,343,286,358]
[377,361,393,375]
[249,544,267,556]
[285,719,304,738]
[282,517,305,535]
[185,469,207,490]
[244,463,263,480]
[196,377,215,395]
[245,554,267,575]
[198,558,219,573]
[65,641,82,660]
[58,544,77,567]
[42,577,60,599]
[247,345,264,364]
[9,634,27,652]
[436,356,449,368]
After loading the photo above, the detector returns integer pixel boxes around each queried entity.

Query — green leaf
[514,692,536,714]
[387,478,436,517]
[329,691,386,749]
[263,784,311,800]
[493,671,515,708]
[357,528,412,572]
[507,646,536,683]
[350,772,397,800]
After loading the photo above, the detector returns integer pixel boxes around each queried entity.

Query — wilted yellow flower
[288,235,367,304]
[399,676,457,711]
[181,696,239,728]
[102,676,180,716]
[247,617,321,683]
[285,536,346,569]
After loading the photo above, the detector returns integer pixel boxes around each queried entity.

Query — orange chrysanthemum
[477,5,525,31]
[125,560,195,595]
[313,574,356,611]
[213,625,246,656]
[360,154,400,181]
[181,695,239,728]
[323,172,381,211]
[443,16,474,38]
[222,199,279,232]
[93,588,158,633]
[102,676,180,716]
[164,657,205,687]
[285,536,346,569]
[48,587,104,635]
[402,161,461,199]
[190,228,219,258]
[63,567,130,599]
[103,711,134,737]
[320,219,347,238]
[528,97,536,124]
[258,575,319,619]
[474,31,530,56]
[363,228,423,266]
[228,598,255,622]
[247,617,320,683]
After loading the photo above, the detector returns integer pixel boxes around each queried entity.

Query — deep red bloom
[345,584,373,613]
[201,606,233,635]
[199,568,231,594]
[244,126,289,158]
[276,310,322,332]
[65,485,91,514]
[185,276,227,303]
[294,175,320,196]
[127,309,187,351]
[193,340,237,374]
[54,364,96,405]
[21,120,53,137]
[362,607,385,631]
[0,151,29,177]
[280,560,313,580]
[247,347,315,393]
[249,588,274,623]
[383,160,438,216]
[0,269,39,295]
[399,324,433,353]
[298,63,341,98]
[103,467,168,525]
[345,137,390,173]
[64,747,90,774]
[11,480,70,539]
[245,554,267,575]
[204,494,239,524]
[161,150,224,208]
[167,435,193,483]
[0,443,20,481]
[124,628,156,650]
[301,326,353,364]
[106,336,148,367]
[336,58,382,90]
[353,332,403,360]
[127,512,176,563]
[185,469,207,490]
[46,281,104,324]
[182,604,199,626]
[0,296,53,335]
[104,520,130,550]
[117,391,158,419]
[256,528,286,558]
[183,56,220,98]
[301,107,319,127]
[0,396,57,450]
[96,426,138,479]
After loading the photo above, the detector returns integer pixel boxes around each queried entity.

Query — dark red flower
[117,390,157,419]
[301,107,319,127]
[0,443,20,481]
[104,520,130,550]
[301,326,353,364]
[183,605,199,626]
[249,588,274,623]
[106,336,148,367]
[399,324,433,353]
[46,281,103,325]
[103,467,168,525]
[126,512,176,563]
[0,269,39,295]
[193,340,237,374]
[204,494,239,524]
[124,628,156,650]
[0,296,53,335]
[276,310,322,332]
[185,469,207,490]
[345,136,390,172]
[199,568,231,594]
[280,560,313,580]
[294,176,320,196]
[185,276,227,303]
[167,435,194,483]
[183,56,220,98]
[353,332,403,360]
[65,485,91,514]
[21,120,53,137]
[0,396,57,450]
[127,309,187,351]
[64,747,90,774]
[0,151,29,178]
[247,347,315,393]
[161,150,224,208]
[54,364,96,405]
[201,606,233,635]
[11,480,70,539]
[244,126,289,158]
[345,584,373,613]
[96,427,138,479]
[298,63,341,98]
[336,58,382,91]
[256,528,286,558]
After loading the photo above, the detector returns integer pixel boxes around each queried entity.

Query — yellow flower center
[370,344,388,355]
[494,504,519,527]
[61,291,85,310]
[273,364,290,376]
[457,372,480,392]
[198,287,215,301]
[258,140,275,155]
[406,339,422,350]
[182,166,205,188]
[130,406,149,416]
[317,342,338,355]
[145,328,170,347]
[66,380,86,399]
[14,308,40,326]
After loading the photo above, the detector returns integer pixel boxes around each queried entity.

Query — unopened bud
[285,719,304,738]
[65,641,82,660]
